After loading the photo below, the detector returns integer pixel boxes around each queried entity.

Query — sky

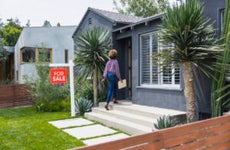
[0,0,115,27]
[0,0,177,27]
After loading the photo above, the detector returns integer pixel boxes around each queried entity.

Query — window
[140,31,180,88]
[88,18,92,25]
[20,47,52,63]
[21,47,35,63]
[65,49,68,63]
[220,8,225,33]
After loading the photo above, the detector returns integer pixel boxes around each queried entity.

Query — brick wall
[0,84,33,108]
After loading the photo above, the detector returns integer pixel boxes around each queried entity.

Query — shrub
[75,97,93,116]
[74,77,93,101]
[24,53,70,112]
[36,97,70,112]
[154,115,177,129]
[81,82,94,102]
[98,89,107,103]
[97,82,107,103]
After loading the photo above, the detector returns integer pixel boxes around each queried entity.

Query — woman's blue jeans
[106,72,118,103]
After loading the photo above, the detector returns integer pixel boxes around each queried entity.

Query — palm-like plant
[159,0,221,122]
[154,115,177,129]
[74,27,111,106]
[211,0,230,117]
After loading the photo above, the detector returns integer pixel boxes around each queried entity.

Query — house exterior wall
[125,20,186,111]
[73,11,129,100]
[72,10,143,100]
[113,38,131,99]
[200,0,226,37]
[113,0,225,113]
[73,11,114,39]
[71,1,225,113]
[14,26,76,83]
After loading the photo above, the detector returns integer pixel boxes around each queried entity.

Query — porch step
[85,101,186,135]
[85,112,152,135]
[91,107,155,127]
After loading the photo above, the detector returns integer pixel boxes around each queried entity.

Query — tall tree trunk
[182,61,196,122]
[93,69,98,106]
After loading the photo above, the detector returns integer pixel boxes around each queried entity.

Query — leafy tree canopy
[0,18,22,46]
[43,20,52,27]
[56,22,61,27]
[0,19,3,28]
[26,20,31,27]
[113,0,170,17]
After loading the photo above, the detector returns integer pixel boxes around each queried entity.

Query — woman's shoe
[105,104,109,110]
[113,98,118,104]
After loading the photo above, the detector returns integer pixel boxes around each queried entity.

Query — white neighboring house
[14,26,77,84]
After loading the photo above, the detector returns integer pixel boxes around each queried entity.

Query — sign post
[49,60,75,117]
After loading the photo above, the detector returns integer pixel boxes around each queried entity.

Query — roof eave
[112,13,164,33]
[72,8,118,38]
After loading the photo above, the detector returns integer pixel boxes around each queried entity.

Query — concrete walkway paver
[63,124,117,139]
[49,118,130,146]
[49,118,93,128]
[83,133,129,145]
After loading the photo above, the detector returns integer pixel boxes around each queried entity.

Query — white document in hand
[118,79,127,89]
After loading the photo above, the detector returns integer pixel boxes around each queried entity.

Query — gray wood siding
[73,11,114,38]
[200,0,225,37]
[129,20,186,111]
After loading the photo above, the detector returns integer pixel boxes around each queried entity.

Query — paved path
[49,118,130,146]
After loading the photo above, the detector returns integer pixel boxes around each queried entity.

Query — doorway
[116,37,132,100]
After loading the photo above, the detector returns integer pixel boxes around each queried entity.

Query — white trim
[137,85,182,91]
[150,33,153,84]
[139,31,181,88]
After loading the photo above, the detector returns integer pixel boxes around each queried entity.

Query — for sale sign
[50,68,68,84]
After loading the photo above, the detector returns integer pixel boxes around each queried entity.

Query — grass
[0,106,85,150]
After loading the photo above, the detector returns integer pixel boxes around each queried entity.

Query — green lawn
[0,106,84,150]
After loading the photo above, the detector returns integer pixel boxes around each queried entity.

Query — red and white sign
[50,68,68,84]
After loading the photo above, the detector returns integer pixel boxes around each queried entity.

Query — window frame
[20,46,52,64]
[220,8,225,34]
[139,31,181,89]
[65,49,68,63]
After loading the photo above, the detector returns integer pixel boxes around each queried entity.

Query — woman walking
[101,49,122,110]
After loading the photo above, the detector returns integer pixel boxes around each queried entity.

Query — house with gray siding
[15,26,77,83]
[73,7,143,36]
[74,0,225,118]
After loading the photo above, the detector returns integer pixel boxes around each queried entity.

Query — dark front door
[115,37,132,100]
[128,39,132,98]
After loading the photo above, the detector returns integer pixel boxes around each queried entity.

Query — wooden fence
[0,84,33,108]
[75,115,230,150]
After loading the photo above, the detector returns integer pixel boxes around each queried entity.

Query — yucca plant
[154,115,177,129]
[211,0,230,117]
[74,27,112,106]
[75,97,93,116]
[158,0,221,122]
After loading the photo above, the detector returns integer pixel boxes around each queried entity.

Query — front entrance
[127,39,132,98]
[116,37,132,100]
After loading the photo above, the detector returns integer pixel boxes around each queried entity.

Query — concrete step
[85,112,152,135]
[114,104,186,120]
[92,107,155,127]
[86,101,186,135]
[98,100,132,107]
